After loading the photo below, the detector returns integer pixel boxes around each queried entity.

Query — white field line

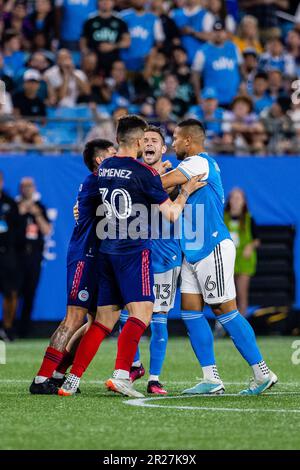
[0,379,299,387]
[124,394,300,413]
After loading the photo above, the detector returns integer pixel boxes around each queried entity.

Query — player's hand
[157,160,172,176]
[181,174,207,198]
[73,202,79,222]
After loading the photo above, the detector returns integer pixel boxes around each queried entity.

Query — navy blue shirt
[67,172,101,264]
[98,156,169,255]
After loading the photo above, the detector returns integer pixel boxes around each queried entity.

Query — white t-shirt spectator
[44,65,88,107]
[0,91,13,115]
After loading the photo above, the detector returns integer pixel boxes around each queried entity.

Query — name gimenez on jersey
[99,168,132,179]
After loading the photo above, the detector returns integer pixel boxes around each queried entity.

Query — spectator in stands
[259,37,296,77]
[24,0,55,51]
[186,86,224,149]
[240,48,259,95]
[158,72,190,118]
[260,96,296,155]
[150,95,177,143]
[240,0,289,43]
[2,0,29,47]
[192,20,241,108]
[0,118,43,146]
[24,52,54,105]
[171,0,212,65]
[224,187,260,316]
[151,0,181,54]
[267,69,286,102]
[81,0,130,75]
[0,170,20,342]
[85,106,128,144]
[44,49,90,107]
[106,59,135,108]
[17,176,52,338]
[203,0,236,35]
[222,95,265,154]
[143,48,168,97]
[80,52,112,105]
[285,28,300,76]
[0,88,13,115]
[2,30,27,77]
[171,46,190,84]
[251,72,273,115]
[55,0,97,51]
[233,15,263,55]
[12,69,46,118]
[0,52,14,93]
[120,0,164,71]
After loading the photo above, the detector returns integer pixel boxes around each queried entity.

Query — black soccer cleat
[29,378,59,395]
[49,376,66,388]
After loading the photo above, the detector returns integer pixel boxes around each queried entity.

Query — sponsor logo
[78,290,89,302]
[207,293,215,299]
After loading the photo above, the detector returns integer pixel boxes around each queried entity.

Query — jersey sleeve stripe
[177,166,191,180]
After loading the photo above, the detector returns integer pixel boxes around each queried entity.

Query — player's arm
[160,167,189,189]
[159,176,206,223]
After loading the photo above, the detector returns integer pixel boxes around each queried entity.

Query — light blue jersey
[57,0,97,42]
[120,9,162,71]
[151,212,182,274]
[177,153,231,263]
[171,7,208,65]
[192,41,241,106]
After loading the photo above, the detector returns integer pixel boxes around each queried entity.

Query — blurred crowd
[1,0,300,154]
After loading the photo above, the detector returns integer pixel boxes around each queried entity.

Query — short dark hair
[254,72,268,81]
[177,118,206,136]
[145,125,166,144]
[83,139,114,171]
[116,114,147,144]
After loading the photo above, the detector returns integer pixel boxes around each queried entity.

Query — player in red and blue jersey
[59,115,206,398]
[30,139,116,395]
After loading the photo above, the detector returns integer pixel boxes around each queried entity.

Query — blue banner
[0,154,299,321]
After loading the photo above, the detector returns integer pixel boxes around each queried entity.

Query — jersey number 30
[99,188,132,220]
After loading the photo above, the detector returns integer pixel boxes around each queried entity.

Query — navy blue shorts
[67,258,98,312]
[97,249,155,307]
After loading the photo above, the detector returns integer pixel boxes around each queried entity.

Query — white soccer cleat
[58,373,80,396]
[239,371,278,396]
[182,378,225,395]
[105,377,145,398]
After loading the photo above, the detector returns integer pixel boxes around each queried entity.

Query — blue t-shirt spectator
[171,6,209,65]
[187,88,224,140]
[120,9,164,71]
[192,40,241,106]
[55,0,97,43]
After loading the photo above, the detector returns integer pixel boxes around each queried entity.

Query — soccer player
[59,115,205,398]
[29,139,116,394]
[161,119,277,395]
[120,126,182,395]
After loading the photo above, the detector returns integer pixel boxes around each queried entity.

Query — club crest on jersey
[78,290,89,302]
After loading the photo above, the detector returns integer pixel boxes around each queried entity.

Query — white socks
[252,360,270,382]
[35,376,48,384]
[149,375,159,382]
[202,365,221,381]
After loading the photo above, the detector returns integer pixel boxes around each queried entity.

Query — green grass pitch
[0,336,299,450]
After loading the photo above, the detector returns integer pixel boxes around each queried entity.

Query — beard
[176,149,187,161]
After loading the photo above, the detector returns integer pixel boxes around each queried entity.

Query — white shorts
[181,239,236,305]
[153,266,181,313]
